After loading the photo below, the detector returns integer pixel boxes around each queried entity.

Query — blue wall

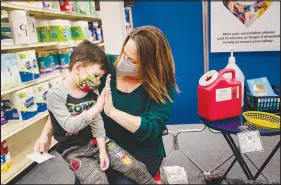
[132,1,280,125]
[132,1,204,124]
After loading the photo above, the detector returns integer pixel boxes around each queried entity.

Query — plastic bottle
[223,47,245,107]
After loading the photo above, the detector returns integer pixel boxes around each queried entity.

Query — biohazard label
[216,86,239,102]
[216,87,231,102]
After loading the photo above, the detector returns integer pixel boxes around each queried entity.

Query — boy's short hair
[68,40,109,72]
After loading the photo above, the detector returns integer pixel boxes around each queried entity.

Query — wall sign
[211,1,280,52]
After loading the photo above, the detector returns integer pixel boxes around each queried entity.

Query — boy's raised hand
[104,75,116,116]
[95,88,106,113]
[87,88,106,119]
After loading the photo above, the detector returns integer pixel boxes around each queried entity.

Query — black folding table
[200,115,280,184]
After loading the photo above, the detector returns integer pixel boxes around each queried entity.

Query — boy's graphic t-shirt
[47,82,105,152]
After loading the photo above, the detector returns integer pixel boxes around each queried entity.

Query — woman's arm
[104,75,173,143]
[108,108,141,133]
[106,99,171,143]
[34,116,54,153]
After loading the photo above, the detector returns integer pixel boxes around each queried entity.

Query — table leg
[253,141,281,180]
[210,154,234,173]
[216,158,237,185]
[222,132,254,179]
[244,154,268,181]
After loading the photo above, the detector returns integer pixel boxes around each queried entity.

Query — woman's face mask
[77,67,101,92]
[116,58,138,77]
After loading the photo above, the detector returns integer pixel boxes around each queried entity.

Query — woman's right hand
[34,132,52,153]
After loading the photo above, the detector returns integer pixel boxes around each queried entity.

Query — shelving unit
[1,2,101,21]
[1,42,58,52]
[56,41,105,50]
[1,2,104,184]
[1,73,62,96]
[1,42,104,52]
[1,116,57,184]
[1,111,49,142]
[1,138,57,184]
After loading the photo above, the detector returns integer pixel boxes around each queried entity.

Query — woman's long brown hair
[115,26,180,104]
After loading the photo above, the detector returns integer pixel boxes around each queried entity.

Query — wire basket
[246,85,280,113]
[243,111,280,129]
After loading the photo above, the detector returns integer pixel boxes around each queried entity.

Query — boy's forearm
[96,137,106,153]
[86,106,100,120]
[42,116,53,137]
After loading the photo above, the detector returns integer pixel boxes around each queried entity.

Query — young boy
[46,40,155,184]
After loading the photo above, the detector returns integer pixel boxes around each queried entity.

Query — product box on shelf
[1,99,20,121]
[1,140,12,173]
[59,0,75,12]
[58,48,73,73]
[49,50,61,71]
[37,51,55,75]
[27,50,40,80]
[33,82,49,113]
[89,1,96,15]
[72,21,89,42]
[1,53,22,90]
[15,51,34,83]
[2,87,38,121]
[38,20,51,42]
[246,77,277,97]
[74,1,91,14]
[9,10,30,45]
[42,1,52,9]
[35,1,43,8]
[1,10,14,46]
[49,19,72,43]
[35,18,42,42]
[51,0,61,11]
[91,21,103,42]
[1,102,8,126]
[27,14,39,44]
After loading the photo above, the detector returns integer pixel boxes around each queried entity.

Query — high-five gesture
[104,74,115,116]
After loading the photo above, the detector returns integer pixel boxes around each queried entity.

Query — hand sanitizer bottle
[223,47,245,107]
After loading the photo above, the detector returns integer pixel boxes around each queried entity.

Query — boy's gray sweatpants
[62,140,155,184]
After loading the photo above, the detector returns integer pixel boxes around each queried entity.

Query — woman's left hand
[104,74,116,117]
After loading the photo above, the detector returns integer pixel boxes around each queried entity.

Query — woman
[34,26,179,184]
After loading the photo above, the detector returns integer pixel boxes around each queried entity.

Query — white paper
[164,166,188,184]
[26,152,55,164]
[237,131,264,154]
[211,1,280,52]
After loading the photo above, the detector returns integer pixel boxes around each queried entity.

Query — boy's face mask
[116,58,138,77]
[77,67,101,92]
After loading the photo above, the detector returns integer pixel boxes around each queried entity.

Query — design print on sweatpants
[62,140,155,184]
